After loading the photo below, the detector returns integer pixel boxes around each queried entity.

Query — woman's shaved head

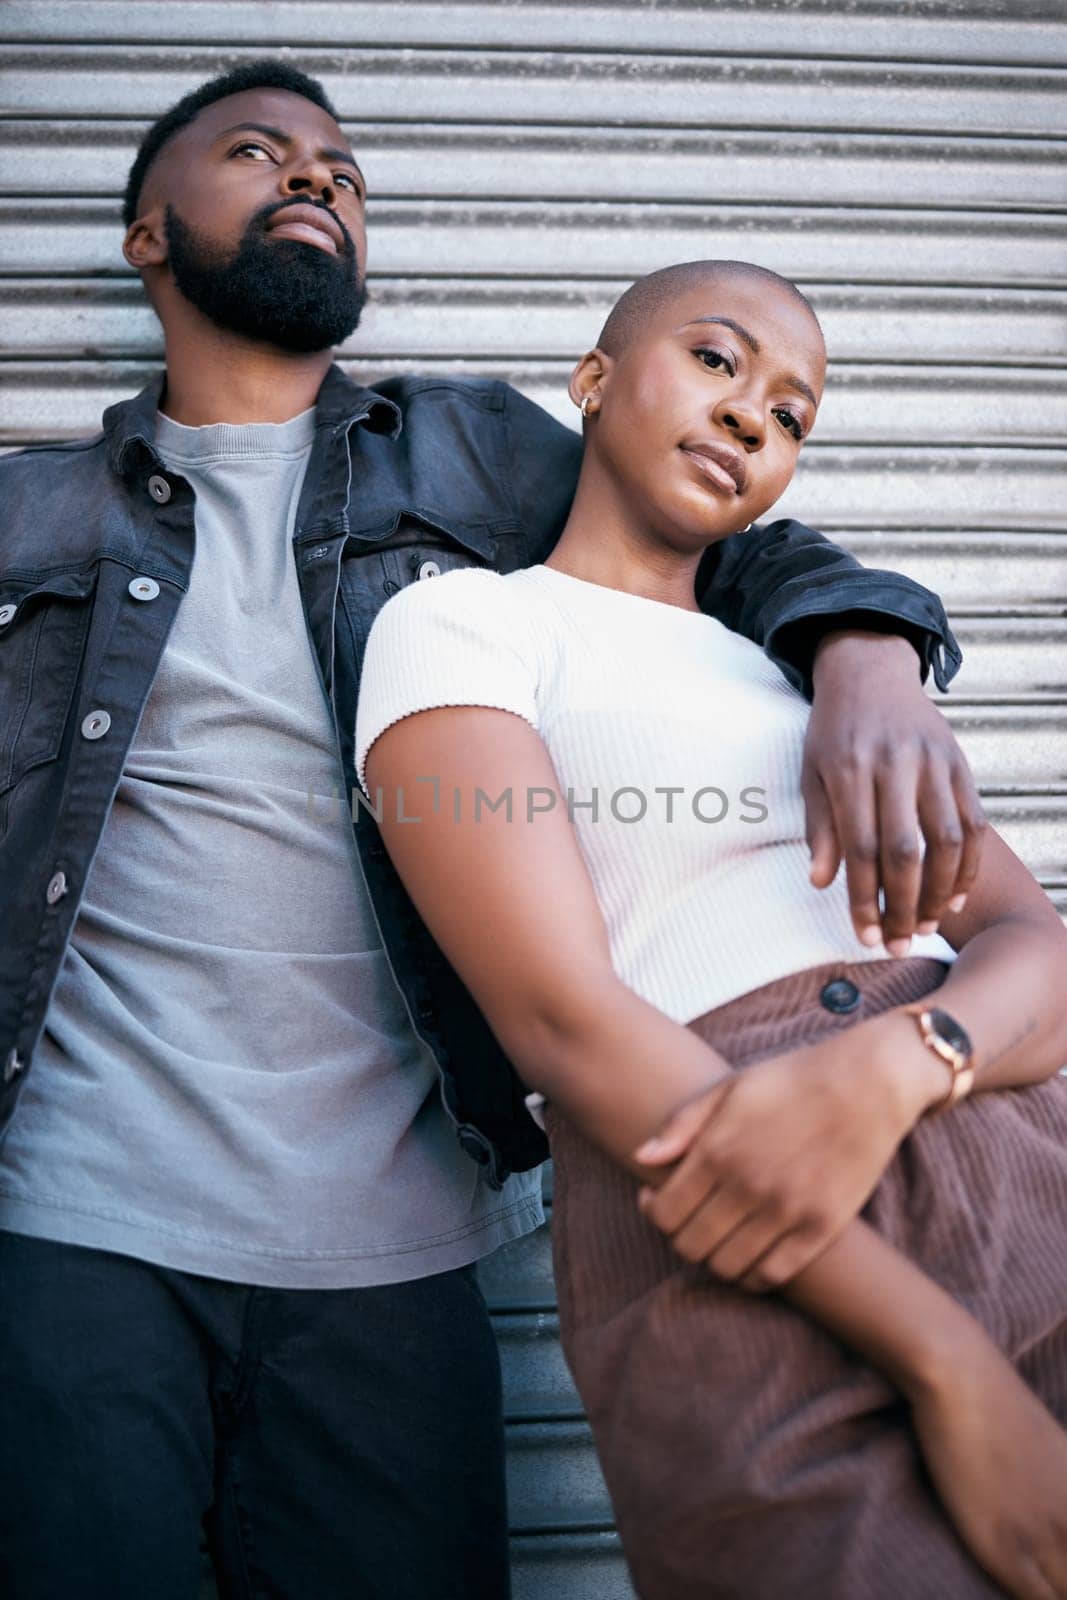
[598,260,820,357]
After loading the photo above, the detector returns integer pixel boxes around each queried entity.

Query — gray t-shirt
[0,407,541,1286]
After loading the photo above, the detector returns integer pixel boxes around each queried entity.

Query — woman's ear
[568,349,611,418]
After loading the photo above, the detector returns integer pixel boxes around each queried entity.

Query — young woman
[354,260,1067,1600]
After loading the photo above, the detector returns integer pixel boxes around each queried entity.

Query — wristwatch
[914,1007,975,1113]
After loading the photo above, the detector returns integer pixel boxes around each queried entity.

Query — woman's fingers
[664,1188,753,1266]
[737,1227,830,1293]
[637,1152,726,1239]
[657,1189,820,1292]
[633,1080,729,1167]
[636,1090,740,1233]
[705,1214,779,1282]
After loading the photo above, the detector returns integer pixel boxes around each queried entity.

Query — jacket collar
[102,363,402,481]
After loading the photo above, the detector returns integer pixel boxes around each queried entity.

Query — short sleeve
[355,568,542,794]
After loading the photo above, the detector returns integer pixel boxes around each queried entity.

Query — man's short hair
[123,60,339,228]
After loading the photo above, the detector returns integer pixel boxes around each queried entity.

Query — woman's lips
[680,443,747,495]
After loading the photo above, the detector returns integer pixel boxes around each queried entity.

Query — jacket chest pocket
[0,568,97,799]
[339,518,502,657]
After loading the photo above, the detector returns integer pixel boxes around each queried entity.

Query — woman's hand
[634,1012,945,1289]
[909,1334,1067,1599]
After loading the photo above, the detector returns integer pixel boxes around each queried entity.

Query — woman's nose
[712,395,764,450]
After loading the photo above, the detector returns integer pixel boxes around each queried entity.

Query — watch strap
[915,1007,976,1114]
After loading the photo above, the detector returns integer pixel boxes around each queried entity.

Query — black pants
[0,1232,510,1600]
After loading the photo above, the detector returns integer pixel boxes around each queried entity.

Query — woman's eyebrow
[680,316,760,353]
[784,374,819,411]
[679,314,818,408]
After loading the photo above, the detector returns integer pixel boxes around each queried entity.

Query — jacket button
[3,1049,24,1085]
[81,709,112,741]
[46,870,68,905]
[820,978,861,1014]
[416,560,441,580]
[0,603,16,627]
[128,576,160,602]
[147,474,172,505]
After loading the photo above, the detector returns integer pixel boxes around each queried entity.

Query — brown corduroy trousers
[545,958,1067,1600]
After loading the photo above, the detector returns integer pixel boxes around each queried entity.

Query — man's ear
[568,348,612,414]
[123,211,169,272]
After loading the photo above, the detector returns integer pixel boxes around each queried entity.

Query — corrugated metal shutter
[1,4,1064,1595]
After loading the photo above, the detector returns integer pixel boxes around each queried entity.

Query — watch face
[927,1007,973,1059]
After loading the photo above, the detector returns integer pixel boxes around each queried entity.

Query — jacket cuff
[761,573,962,699]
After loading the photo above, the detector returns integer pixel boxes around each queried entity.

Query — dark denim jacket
[0,365,960,1186]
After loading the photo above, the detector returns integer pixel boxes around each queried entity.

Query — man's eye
[334,172,363,195]
[231,141,273,161]
[773,407,805,442]
[694,347,736,377]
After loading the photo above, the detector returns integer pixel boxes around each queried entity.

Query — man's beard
[164,199,367,353]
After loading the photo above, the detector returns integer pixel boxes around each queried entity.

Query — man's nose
[282,160,337,208]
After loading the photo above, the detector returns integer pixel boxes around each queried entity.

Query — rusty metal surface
[5,196,1065,282]
[2,278,1066,364]
[4,354,1064,445]
[2,0,1066,68]
[5,120,1067,209]
[4,43,1067,135]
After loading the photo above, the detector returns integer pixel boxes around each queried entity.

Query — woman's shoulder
[379,563,505,606]
[362,565,558,686]
[368,563,557,646]
[371,563,529,618]
[355,565,552,792]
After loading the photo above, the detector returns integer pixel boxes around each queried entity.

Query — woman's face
[581,276,826,550]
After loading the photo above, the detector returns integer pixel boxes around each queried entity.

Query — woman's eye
[694,346,736,377]
[773,407,805,442]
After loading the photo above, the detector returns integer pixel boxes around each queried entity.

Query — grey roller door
[1,4,1064,1595]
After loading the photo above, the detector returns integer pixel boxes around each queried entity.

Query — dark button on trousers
[818,976,862,1014]
[0,1233,509,1600]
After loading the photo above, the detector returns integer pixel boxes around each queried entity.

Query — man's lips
[264,203,343,255]
[680,441,747,495]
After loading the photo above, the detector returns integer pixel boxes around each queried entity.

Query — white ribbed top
[355,565,953,1025]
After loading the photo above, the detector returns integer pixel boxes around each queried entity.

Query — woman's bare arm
[365,706,734,1154]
